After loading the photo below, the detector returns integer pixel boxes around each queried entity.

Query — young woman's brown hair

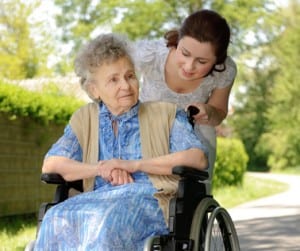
[164,9,230,71]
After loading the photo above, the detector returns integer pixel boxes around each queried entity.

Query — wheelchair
[25,165,240,251]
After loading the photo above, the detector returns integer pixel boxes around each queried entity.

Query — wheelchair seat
[26,166,240,251]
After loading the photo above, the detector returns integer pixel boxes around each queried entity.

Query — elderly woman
[33,33,208,251]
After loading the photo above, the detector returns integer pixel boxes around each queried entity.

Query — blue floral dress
[34,102,206,251]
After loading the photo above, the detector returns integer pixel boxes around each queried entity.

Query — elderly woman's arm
[97,147,207,179]
[42,156,134,184]
[134,148,207,174]
[42,156,99,181]
[43,147,207,183]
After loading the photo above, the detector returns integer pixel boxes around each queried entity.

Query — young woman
[134,9,237,190]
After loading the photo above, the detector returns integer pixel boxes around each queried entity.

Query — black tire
[189,197,220,251]
[24,240,36,251]
[205,207,240,251]
[189,197,240,251]
[143,236,161,251]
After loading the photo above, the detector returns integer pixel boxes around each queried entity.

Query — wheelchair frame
[143,166,240,251]
[28,166,240,251]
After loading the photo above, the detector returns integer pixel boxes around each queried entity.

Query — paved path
[228,172,300,251]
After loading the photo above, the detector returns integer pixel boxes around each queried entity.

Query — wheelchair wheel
[189,197,240,251]
[189,197,219,251]
[204,206,240,251]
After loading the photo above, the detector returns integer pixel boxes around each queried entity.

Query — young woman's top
[133,39,237,185]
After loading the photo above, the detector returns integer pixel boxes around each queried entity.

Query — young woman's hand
[187,103,210,125]
[187,103,226,126]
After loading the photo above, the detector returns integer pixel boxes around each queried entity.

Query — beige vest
[70,101,179,224]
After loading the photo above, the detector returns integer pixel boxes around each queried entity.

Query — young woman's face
[87,57,139,115]
[174,36,217,81]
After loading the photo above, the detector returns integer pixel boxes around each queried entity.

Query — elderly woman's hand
[110,169,134,185]
[97,161,111,181]
[97,159,137,183]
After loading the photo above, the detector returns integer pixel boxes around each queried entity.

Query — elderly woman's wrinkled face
[87,57,139,115]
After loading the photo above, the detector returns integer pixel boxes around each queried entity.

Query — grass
[213,172,289,208]
[0,214,36,251]
[272,166,300,175]
[0,171,291,250]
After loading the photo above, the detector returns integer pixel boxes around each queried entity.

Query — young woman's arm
[192,84,233,126]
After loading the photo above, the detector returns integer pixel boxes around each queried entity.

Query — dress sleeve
[215,56,237,89]
[169,109,208,156]
[45,124,83,161]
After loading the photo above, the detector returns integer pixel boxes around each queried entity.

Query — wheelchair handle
[187,105,200,128]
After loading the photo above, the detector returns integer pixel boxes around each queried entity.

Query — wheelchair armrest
[172,165,209,181]
[41,173,83,192]
[41,173,65,184]
[169,166,209,237]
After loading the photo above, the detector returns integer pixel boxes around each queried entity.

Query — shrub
[213,137,248,188]
[0,82,84,125]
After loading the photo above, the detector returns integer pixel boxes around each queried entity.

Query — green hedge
[1,81,248,189]
[213,137,248,188]
[0,82,84,125]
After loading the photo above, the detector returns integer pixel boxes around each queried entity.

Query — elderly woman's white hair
[74,33,135,101]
